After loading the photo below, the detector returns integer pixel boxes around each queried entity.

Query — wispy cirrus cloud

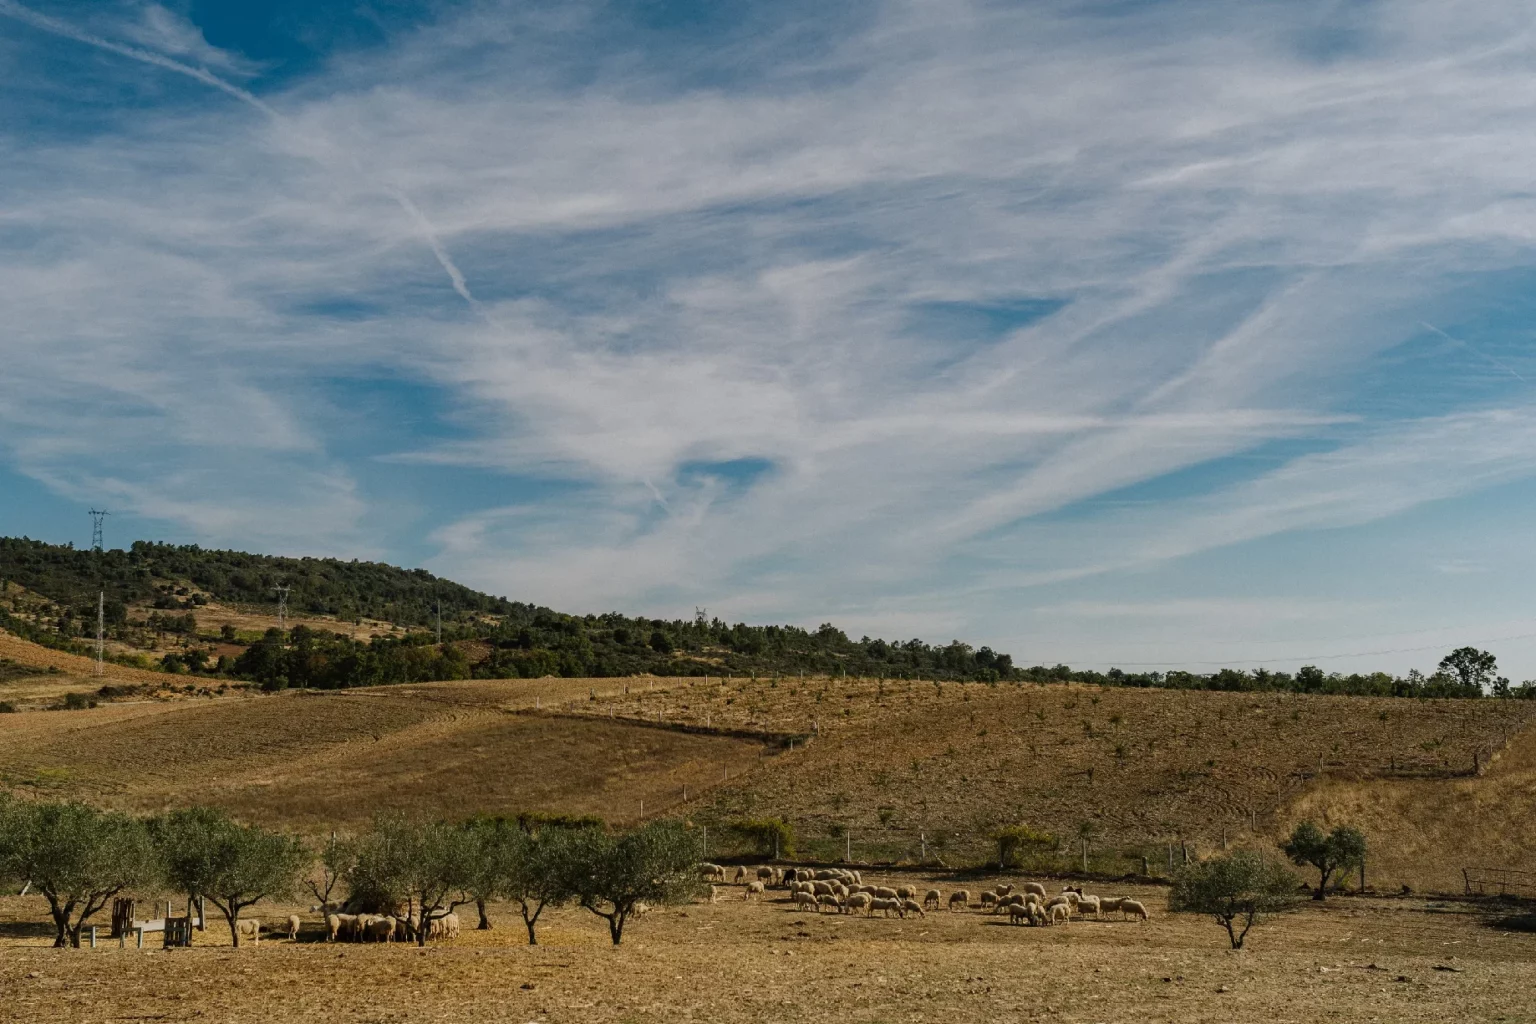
[4,0,1536,671]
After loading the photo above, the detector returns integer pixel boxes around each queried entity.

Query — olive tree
[153,807,306,947]
[505,826,580,945]
[1169,850,1301,949]
[1281,821,1367,900]
[1,800,157,947]
[562,820,704,946]
[353,816,476,946]
[305,832,356,912]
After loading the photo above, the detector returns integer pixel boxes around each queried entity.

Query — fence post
[845,830,851,863]
[136,927,144,950]
[1359,855,1366,892]
[90,926,97,949]
[1463,867,1471,896]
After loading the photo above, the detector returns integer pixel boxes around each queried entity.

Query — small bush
[0,701,16,713]
[59,692,97,711]
[993,823,1055,869]
[726,817,795,858]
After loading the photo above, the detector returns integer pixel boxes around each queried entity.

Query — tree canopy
[1169,850,1302,949]
[1282,821,1367,900]
[152,807,306,947]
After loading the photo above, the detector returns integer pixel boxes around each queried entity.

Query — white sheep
[1007,903,1031,925]
[1076,894,1102,919]
[846,892,872,913]
[868,897,902,918]
[1120,899,1149,922]
[812,880,835,896]
[895,885,919,901]
[793,891,818,911]
[286,914,301,940]
[1022,882,1047,898]
[743,881,765,900]
[979,890,999,907]
[364,916,396,942]
[948,890,971,911]
[757,866,776,882]
[872,886,898,900]
[815,894,843,914]
[994,894,1025,914]
[1048,902,1071,925]
[899,899,925,918]
[734,866,749,883]
[235,918,261,946]
[995,883,1014,897]
[923,889,942,910]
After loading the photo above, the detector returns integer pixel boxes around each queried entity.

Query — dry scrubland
[585,676,1536,888]
[2,882,1533,1023]
[4,669,1536,887]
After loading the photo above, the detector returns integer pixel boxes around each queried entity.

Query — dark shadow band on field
[505,708,813,751]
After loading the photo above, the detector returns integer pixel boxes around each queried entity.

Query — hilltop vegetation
[3,536,1534,698]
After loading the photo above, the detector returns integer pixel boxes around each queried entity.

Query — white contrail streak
[0,0,484,315]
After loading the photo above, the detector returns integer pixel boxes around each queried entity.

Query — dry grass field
[0,679,768,830]
[577,677,1536,886]
[1,877,1532,1023]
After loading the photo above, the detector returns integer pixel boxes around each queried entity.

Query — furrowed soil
[0,679,768,830]
[1,880,1532,1024]
[584,677,1536,889]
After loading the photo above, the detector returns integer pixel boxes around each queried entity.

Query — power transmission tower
[96,590,105,677]
[88,509,110,552]
[274,585,291,633]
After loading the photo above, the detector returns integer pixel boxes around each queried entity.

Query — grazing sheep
[948,890,971,911]
[994,894,1026,914]
[979,890,999,908]
[1048,903,1071,925]
[995,884,1014,897]
[364,916,396,943]
[235,918,261,946]
[812,880,835,896]
[1007,903,1031,925]
[1029,903,1047,926]
[734,867,749,883]
[326,914,343,942]
[743,881,765,900]
[851,870,863,884]
[869,897,902,918]
[895,885,919,901]
[427,912,461,941]
[899,899,925,918]
[757,866,775,882]
[1120,899,1149,922]
[815,894,843,914]
[872,886,898,900]
[923,889,942,910]
[848,883,875,895]
[286,914,301,940]
[1060,891,1081,911]
[793,891,818,911]
[1076,894,1102,919]
[846,893,872,914]
[1022,882,1046,898]
[699,862,726,881]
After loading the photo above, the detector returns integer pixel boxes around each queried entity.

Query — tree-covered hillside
[0,536,1017,684]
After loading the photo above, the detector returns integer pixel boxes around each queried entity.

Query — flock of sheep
[700,863,1150,927]
[227,910,460,946]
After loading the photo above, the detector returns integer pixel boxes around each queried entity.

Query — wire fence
[1463,867,1536,898]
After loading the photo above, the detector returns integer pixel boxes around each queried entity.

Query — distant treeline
[4,536,1531,698]
[1014,661,1536,700]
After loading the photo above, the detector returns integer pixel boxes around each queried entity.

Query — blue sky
[5,0,1536,678]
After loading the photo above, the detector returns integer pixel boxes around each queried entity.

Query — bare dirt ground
[1,878,1531,1023]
